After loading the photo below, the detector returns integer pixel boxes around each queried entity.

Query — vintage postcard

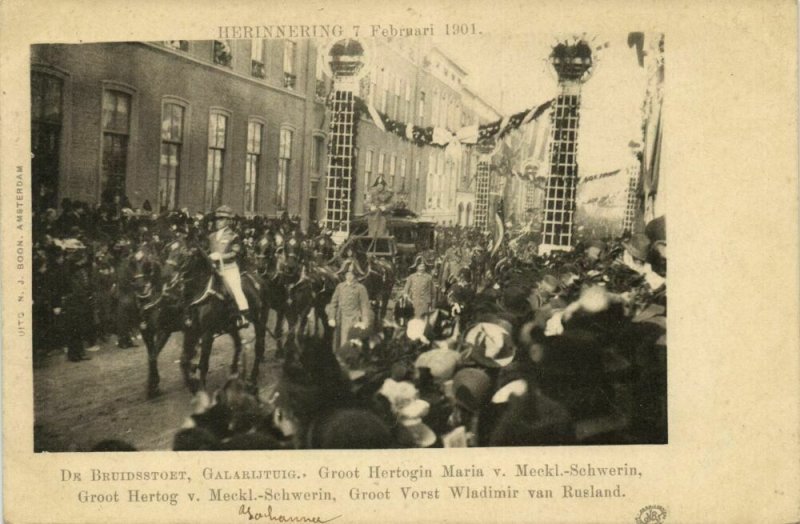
[2,0,798,522]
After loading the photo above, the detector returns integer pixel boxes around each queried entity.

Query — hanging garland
[349,96,553,150]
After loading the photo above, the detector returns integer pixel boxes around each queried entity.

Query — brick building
[31,39,328,221]
[350,40,500,226]
[31,38,498,227]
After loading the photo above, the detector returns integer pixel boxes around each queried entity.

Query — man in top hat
[325,262,372,352]
[402,257,435,319]
[208,205,249,328]
[61,239,96,361]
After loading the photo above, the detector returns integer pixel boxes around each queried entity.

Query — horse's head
[252,233,274,273]
[161,237,191,282]
[131,249,161,298]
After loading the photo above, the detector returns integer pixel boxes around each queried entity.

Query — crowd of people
[37,196,667,451]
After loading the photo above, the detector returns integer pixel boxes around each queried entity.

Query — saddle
[188,274,227,307]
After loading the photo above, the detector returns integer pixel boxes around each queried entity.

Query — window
[405,81,412,124]
[277,128,293,209]
[428,151,436,208]
[309,180,320,224]
[415,159,421,193]
[418,91,425,125]
[101,90,132,201]
[437,152,444,208]
[440,93,447,127]
[380,70,389,114]
[159,102,184,211]
[283,40,296,89]
[245,121,263,213]
[213,40,232,67]
[432,89,439,127]
[399,156,407,192]
[251,39,266,79]
[364,150,374,190]
[206,112,227,210]
[389,154,397,188]
[164,41,188,51]
[369,67,377,106]
[31,72,63,211]
[462,149,470,185]
[312,135,325,175]
[377,151,386,181]
[394,77,402,121]
[315,50,327,99]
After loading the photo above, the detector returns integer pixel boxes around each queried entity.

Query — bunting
[351,96,553,150]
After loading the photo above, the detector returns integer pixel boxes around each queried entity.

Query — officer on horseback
[208,205,249,328]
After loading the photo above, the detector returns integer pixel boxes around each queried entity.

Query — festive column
[539,39,594,254]
[473,140,495,231]
[621,163,639,235]
[324,39,365,242]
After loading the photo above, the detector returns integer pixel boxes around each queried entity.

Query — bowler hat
[623,233,651,260]
[645,215,666,244]
[452,368,492,413]
[214,205,234,219]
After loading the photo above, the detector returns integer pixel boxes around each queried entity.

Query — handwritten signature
[239,504,342,523]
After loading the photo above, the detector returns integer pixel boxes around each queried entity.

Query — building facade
[31,39,329,222]
[350,40,499,226]
[31,38,499,228]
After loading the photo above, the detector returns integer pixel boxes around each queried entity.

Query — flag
[432,127,454,146]
[456,125,479,145]
[628,32,645,67]
[367,103,386,132]
[490,199,505,256]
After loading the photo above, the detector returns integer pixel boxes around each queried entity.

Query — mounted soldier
[208,205,249,329]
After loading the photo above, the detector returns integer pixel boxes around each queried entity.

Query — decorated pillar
[473,140,495,231]
[621,163,639,235]
[323,39,366,243]
[539,38,594,254]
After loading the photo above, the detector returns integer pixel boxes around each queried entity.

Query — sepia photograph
[4,1,798,522]
[31,32,666,453]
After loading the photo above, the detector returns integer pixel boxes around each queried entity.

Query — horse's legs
[230,329,242,376]
[180,312,201,394]
[146,328,171,398]
[198,332,214,391]
[315,304,328,337]
[250,307,266,385]
[274,309,285,359]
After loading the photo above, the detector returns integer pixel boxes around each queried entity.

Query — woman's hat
[463,322,516,368]
[414,348,460,382]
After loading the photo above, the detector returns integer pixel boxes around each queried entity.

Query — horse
[130,242,186,398]
[250,234,319,361]
[178,246,267,392]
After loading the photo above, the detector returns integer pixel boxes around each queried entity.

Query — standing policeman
[403,257,435,319]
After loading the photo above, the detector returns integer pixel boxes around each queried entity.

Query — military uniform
[208,207,248,315]
[403,269,435,319]
[325,279,371,351]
